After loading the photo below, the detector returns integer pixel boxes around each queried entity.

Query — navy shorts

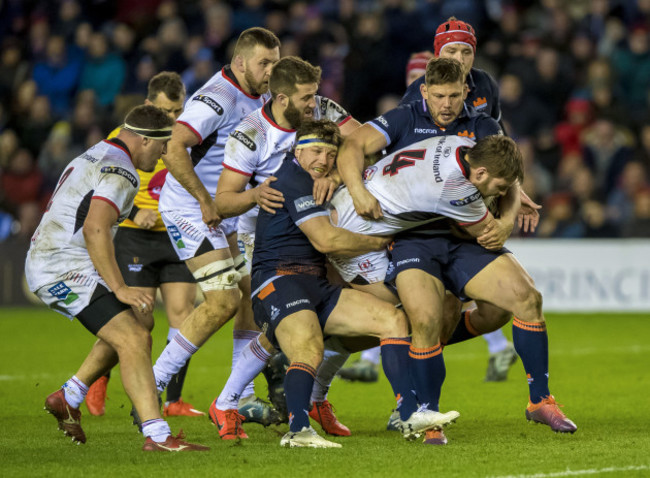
[76,284,131,335]
[252,274,342,347]
[115,228,195,287]
[386,234,509,301]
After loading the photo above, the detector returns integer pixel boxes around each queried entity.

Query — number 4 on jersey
[382,149,426,176]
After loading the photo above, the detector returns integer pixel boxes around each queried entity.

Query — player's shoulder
[229,107,268,150]
[186,69,241,116]
[469,67,499,90]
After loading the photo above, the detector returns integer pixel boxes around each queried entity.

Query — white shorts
[237,232,255,275]
[160,208,237,261]
[327,188,389,284]
[328,250,389,284]
[31,268,106,319]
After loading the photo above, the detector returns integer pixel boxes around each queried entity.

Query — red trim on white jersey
[177,120,203,144]
[102,139,131,161]
[458,210,488,226]
[221,67,261,100]
[455,147,468,177]
[223,163,253,177]
[92,196,120,216]
[338,115,353,126]
[262,106,295,133]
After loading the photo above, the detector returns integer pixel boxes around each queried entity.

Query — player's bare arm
[83,199,154,311]
[460,212,504,251]
[337,124,388,220]
[216,168,284,217]
[478,182,521,250]
[313,169,342,205]
[298,215,392,257]
[518,188,541,233]
[162,122,221,227]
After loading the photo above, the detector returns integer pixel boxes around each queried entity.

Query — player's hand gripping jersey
[223,96,351,236]
[159,66,270,213]
[25,139,139,292]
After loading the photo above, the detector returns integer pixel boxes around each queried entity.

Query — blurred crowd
[1,0,649,240]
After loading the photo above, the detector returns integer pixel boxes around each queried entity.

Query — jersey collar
[222,65,261,100]
[103,138,132,162]
[456,146,472,179]
[262,100,295,132]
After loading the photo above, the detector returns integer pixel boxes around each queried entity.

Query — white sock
[216,336,271,409]
[152,332,198,392]
[166,327,179,342]
[483,329,509,354]
[142,418,172,442]
[310,338,350,403]
[63,376,88,409]
[360,346,381,364]
[232,329,261,398]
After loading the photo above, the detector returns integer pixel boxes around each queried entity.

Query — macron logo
[294,195,316,212]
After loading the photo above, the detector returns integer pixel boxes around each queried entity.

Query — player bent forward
[25,105,208,451]
[250,120,459,448]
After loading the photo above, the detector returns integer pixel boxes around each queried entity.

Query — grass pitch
[1,307,649,477]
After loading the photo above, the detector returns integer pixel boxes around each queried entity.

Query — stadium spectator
[17,96,56,158]
[622,186,650,237]
[0,37,30,105]
[607,161,649,226]
[79,31,126,108]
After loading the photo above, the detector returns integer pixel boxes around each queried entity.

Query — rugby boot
[44,389,86,444]
[142,430,210,451]
[238,395,284,426]
[399,409,460,440]
[525,395,577,433]
[209,400,248,440]
[423,429,448,445]
[280,426,342,448]
[484,342,518,382]
[309,400,351,436]
[86,375,109,416]
[337,359,379,383]
[386,409,401,431]
[262,352,290,423]
[164,398,205,417]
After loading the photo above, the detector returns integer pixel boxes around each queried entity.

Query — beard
[284,99,307,130]
[244,69,267,96]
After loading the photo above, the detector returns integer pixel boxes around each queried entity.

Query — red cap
[406,51,434,83]
[434,18,477,56]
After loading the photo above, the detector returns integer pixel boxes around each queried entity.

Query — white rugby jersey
[25,139,139,291]
[159,66,270,212]
[223,96,352,234]
[331,135,489,236]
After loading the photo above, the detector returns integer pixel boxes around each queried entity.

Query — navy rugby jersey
[401,67,501,123]
[369,99,502,156]
[252,157,330,287]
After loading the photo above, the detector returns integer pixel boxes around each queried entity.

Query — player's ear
[277,92,288,108]
[420,82,428,100]
[474,166,488,182]
[233,54,245,72]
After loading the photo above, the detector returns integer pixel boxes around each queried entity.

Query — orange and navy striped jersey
[108,126,168,231]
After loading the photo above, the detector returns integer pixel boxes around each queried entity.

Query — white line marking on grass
[490,464,650,478]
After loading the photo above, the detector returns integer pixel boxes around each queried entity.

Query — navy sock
[165,339,190,403]
[512,317,549,403]
[284,362,316,432]
[408,343,445,416]
[445,310,479,345]
[379,338,417,420]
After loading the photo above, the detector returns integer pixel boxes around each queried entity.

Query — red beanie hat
[406,51,434,83]
[434,18,477,56]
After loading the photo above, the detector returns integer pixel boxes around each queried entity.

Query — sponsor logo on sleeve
[449,191,482,206]
[100,166,138,187]
[294,195,317,212]
[230,130,256,151]
[376,116,389,128]
[47,282,79,305]
[193,94,223,115]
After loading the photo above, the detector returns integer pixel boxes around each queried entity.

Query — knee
[515,285,543,320]
[204,291,240,320]
[379,307,409,338]
[116,322,152,355]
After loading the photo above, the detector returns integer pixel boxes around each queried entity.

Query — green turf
[1,307,649,477]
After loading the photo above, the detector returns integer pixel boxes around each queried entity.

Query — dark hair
[468,135,524,184]
[147,71,185,102]
[232,27,280,59]
[295,119,342,148]
[424,57,465,86]
[269,56,321,99]
[124,104,175,130]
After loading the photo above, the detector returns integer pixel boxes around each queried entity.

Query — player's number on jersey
[382,149,426,176]
[45,166,75,212]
